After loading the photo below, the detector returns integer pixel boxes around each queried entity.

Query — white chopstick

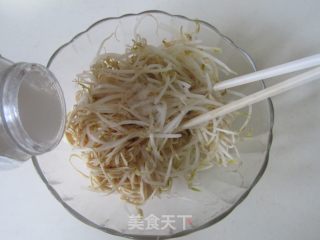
[181,66,320,129]
[213,54,320,91]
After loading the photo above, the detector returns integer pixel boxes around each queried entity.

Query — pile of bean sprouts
[65,29,251,205]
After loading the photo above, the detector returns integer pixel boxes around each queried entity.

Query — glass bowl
[33,10,274,239]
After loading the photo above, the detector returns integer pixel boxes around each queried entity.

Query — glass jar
[0,55,66,169]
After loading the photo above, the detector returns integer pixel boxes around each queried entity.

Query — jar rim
[0,62,66,156]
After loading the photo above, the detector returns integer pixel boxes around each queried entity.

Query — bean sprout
[65,27,251,205]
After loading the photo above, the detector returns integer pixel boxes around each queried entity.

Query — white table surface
[1,0,320,239]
